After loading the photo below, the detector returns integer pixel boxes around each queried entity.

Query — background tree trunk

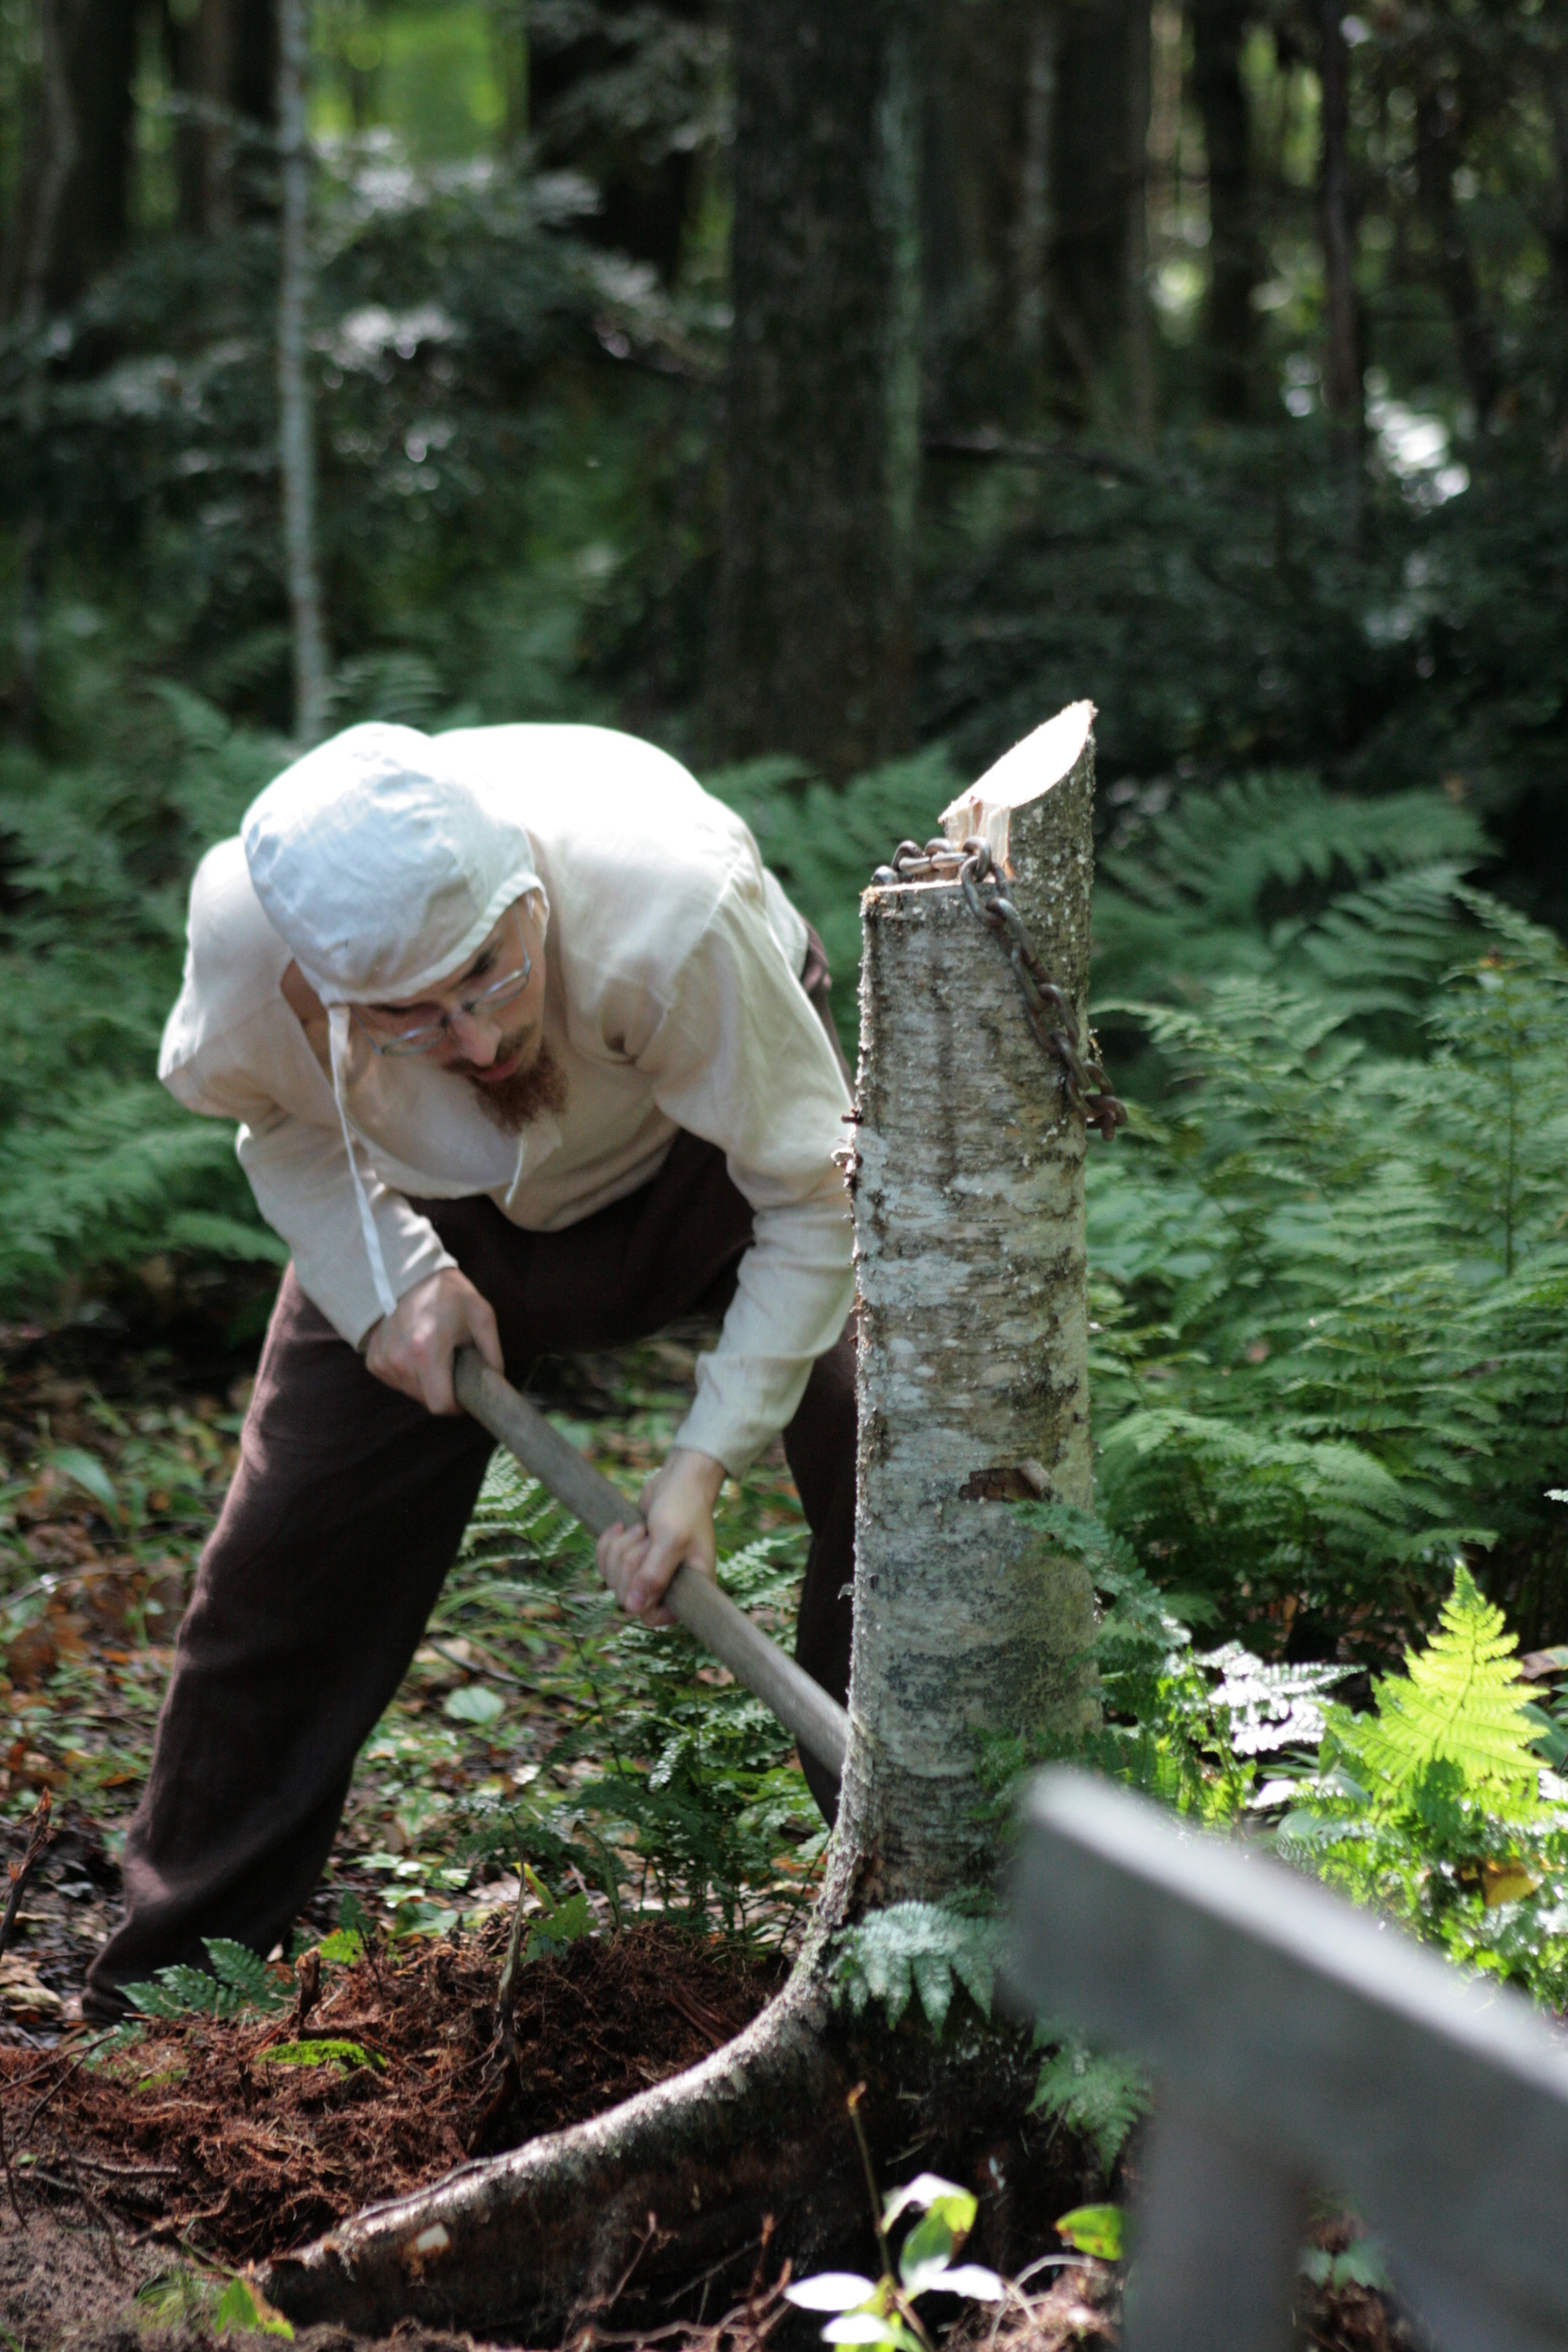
[164,0,279,235]
[703,0,923,781]
[1051,0,1143,402]
[2,0,133,319]
[1123,0,1155,446]
[1192,0,1258,420]
[1413,81,1498,428]
[277,0,328,744]
[1317,0,1362,496]
[259,709,1105,2339]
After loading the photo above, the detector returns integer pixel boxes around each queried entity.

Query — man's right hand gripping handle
[364,1266,504,1415]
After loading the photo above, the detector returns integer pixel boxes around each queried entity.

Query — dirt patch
[1,1922,781,2269]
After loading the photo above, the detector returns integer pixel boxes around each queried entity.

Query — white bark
[825,706,1101,1916]
[277,0,329,746]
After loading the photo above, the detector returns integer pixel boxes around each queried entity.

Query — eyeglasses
[355,909,534,1057]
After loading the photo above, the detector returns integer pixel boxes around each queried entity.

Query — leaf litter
[0,1919,782,2265]
[0,1329,1428,2352]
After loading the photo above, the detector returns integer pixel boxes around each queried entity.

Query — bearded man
[85,721,856,2020]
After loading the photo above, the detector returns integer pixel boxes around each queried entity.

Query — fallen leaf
[0,1954,64,2020]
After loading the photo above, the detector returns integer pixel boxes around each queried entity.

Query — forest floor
[0,1310,1412,2352]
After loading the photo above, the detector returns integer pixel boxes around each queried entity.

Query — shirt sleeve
[235,1108,457,1348]
[634,872,855,1475]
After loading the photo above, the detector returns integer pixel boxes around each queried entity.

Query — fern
[1030,2033,1151,2175]
[1083,827,1568,1648]
[832,1900,1003,2035]
[704,746,961,1055]
[1341,1566,1547,1813]
[1093,771,1485,1010]
[1263,1567,1568,2001]
[122,1935,291,2021]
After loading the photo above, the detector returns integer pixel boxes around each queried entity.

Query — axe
[454,1349,848,1781]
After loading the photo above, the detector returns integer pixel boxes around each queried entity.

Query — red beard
[459,1036,569,1134]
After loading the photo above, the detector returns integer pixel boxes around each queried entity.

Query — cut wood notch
[453,1348,849,1781]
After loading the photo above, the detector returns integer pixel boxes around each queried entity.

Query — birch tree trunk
[277,0,329,746]
[825,704,1100,1918]
[260,708,1106,2343]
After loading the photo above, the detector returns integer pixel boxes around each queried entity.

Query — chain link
[870,835,1127,1142]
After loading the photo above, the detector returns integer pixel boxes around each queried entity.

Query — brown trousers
[87,993,856,2019]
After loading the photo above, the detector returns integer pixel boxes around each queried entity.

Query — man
[85,719,856,2019]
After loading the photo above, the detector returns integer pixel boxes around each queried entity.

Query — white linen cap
[241,721,543,1005]
[240,721,545,1325]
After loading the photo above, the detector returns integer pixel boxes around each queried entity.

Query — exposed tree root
[258,1963,1083,2344]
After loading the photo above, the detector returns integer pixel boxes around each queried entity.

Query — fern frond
[204,1937,291,2011]
[1030,2033,1151,2174]
[832,1901,1002,2035]
[1343,1567,1546,1816]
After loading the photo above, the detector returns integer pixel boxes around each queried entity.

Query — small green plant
[1030,2037,1150,2175]
[832,1900,1002,2035]
[135,2266,293,2337]
[122,1936,291,2021]
[1276,1565,1568,2000]
[263,2037,384,2074]
[1053,2205,1125,2262]
[450,1457,824,1949]
[517,1862,593,1962]
[1300,2237,1390,2293]
[785,2094,1003,2351]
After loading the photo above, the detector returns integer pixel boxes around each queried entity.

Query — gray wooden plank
[1006,1768,1568,2348]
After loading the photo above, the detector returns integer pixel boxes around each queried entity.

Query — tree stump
[260,704,1104,2341]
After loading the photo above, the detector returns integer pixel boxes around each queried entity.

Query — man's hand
[364,1268,502,1415]
[596,1446,726,1626]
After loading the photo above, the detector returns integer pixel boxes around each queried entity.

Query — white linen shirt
[159,724,856,1475]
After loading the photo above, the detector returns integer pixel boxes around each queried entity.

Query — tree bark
[1413,82,1498,428]
[703,0,923,781]
[257,707,1104,2338]
[1012,8,1059,369]
[1123,0,1155,448]
[1,0,134,319]
[1051,0,1144,401]
[164,0,280,234]
[1192,0,1258,421]
[1317,0,1362,500]
[824,716,1100,1916]
[277,0,329,745]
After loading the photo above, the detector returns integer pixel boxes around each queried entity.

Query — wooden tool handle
[454,1350,848,1781]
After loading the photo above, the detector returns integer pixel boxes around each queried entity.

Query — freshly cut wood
[260,703,1105,2341]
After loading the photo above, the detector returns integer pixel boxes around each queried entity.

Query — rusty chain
[870,835,1128,1142]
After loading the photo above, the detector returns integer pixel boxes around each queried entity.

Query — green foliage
[0,674,287,1309]
[1084,778,1568,1651]
[1030,2037,1151,2176]
[831,1900,1002,2035]
[980,1501,1344,1824]
[1091,770,1485,1014]
[209,2277,294,2341]
[122,1934,291,2022]
[1273,1567,1568,2002]
[263,2038,383,2073]
[450,1453,823,1949]
[1052,2205,1125,2263]
[704,746,962,1056]
[785,2171,1004,2348]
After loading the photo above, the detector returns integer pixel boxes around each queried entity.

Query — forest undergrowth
[3,758,1564,2350]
